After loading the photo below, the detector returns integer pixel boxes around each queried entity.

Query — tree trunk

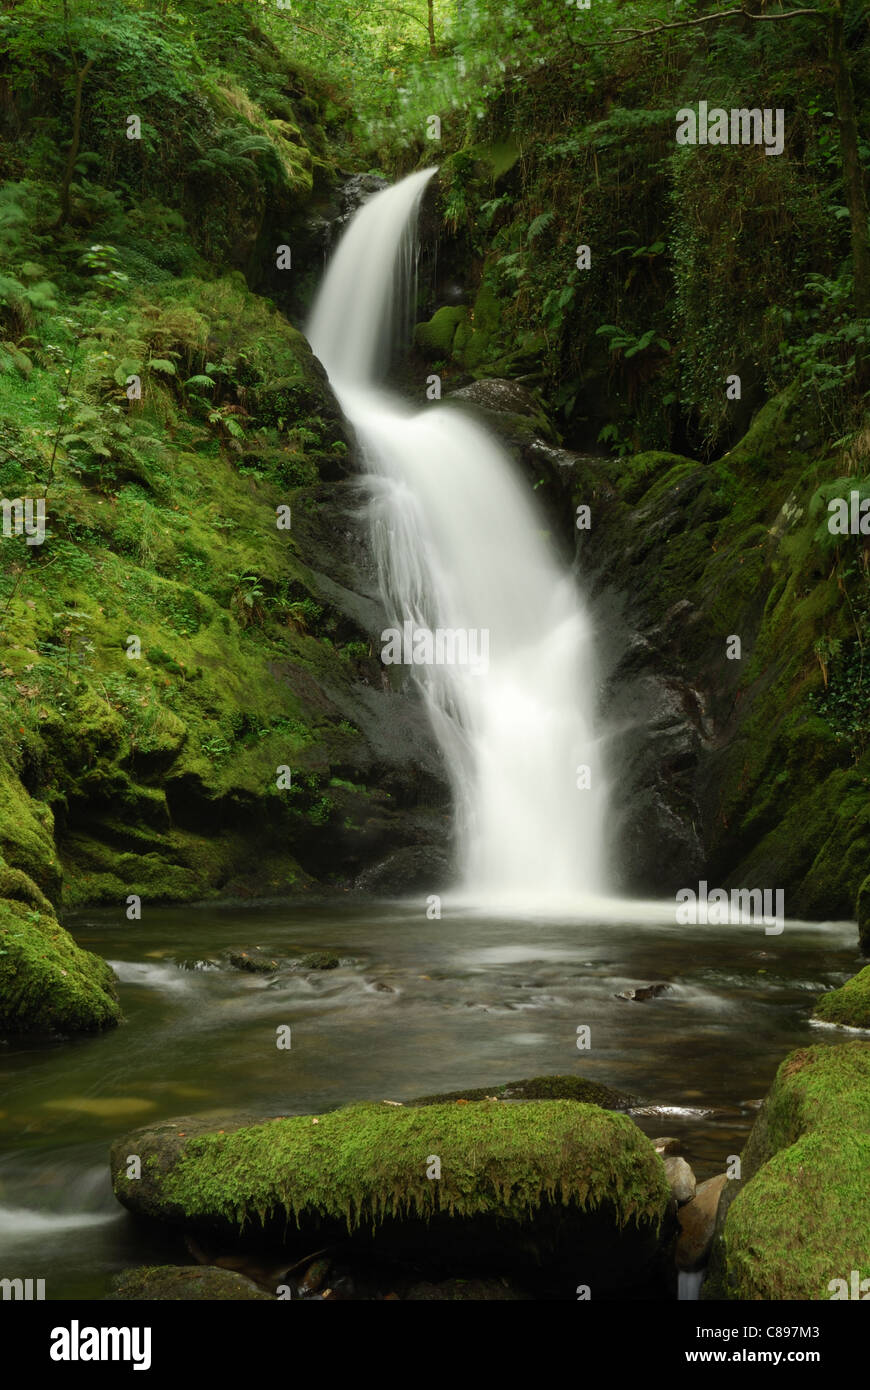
[829,2,870,320]
[56,57,94,229]
[427,0,437,58]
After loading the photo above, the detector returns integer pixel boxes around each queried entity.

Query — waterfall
[307,169,609,909]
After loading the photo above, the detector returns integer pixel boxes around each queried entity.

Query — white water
[308,169,609,908]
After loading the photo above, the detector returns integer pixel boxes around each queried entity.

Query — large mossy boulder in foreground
[813,966,870,1029]
[0,865,120,1036]
[705,1043,870,1299]
[111,1101,672,1290]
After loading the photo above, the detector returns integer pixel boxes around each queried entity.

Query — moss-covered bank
[705,1043,870,1299]
[0,863,119,1034]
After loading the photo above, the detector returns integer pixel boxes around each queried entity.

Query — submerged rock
[704,1042,870,1299]
[615,983,671,1003]
[110,1099,672,1291]
[300,951,340,970]
[409,1073,636,1109]
[812,965,870,1029]
[108,1265,272,1301]
[225,948,281,975]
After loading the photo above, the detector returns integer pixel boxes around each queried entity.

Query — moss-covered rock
[108,1265,272,1301]
[813,966,870,1029]
[705,1043,870,1299]
[414,305,467,357]
[410,1073,636,1109]
[0,887,120,1035]
[111,1100,672,1287]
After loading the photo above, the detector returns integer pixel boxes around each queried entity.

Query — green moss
[0,890,120,1035]
[813,966,870,1029]
[708,1043,870,1299]
[414,305,467,356]
[115,1100,670,1237]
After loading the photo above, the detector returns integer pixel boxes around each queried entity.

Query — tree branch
[577,5,827,48]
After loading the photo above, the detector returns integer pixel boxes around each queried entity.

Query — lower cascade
[307,169,610,908]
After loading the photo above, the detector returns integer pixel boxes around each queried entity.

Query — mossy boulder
[813,966,870,1029]
[0,887,120,1036]
[108,1265,272,1301]
[705,1043,870,1299]
[111,1100,672,1289]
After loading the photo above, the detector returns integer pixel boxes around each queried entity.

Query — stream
[0,900,858,1299]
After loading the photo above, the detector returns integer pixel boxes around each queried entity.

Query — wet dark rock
[225,948,281,975]
[615,983,672,1003]
[298,1257,331,1296]
[300,951,340,971]
[650,1136,682,1155]
[409,1073,637,1110]
[405,1277,529,1300]
[353,844,450,895]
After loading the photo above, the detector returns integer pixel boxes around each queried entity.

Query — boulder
[676,1173,728,1270]
[704,1043,870,1298]
[111,1099,673,1292]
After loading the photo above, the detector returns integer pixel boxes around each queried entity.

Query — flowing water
[1,173,864,1300]
[308,169,609,905]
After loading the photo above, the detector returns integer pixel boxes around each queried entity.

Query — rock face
[704,1043,870,1299]
[676,1173,728,1271]
[0,865,120,1036]
[110,1100,673,1293]
[813,966,870,1029]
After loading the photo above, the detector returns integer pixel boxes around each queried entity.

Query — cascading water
[308,169,609,909]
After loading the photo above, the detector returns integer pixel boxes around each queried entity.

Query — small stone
[663,1155,697,1205]
[651,1136,682,1155]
